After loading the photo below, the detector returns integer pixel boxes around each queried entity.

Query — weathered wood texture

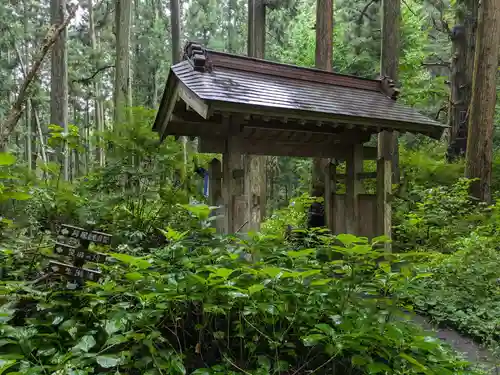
[379,0,401,183]
[331,194,377,239]
[222,119,248,234]
[464,0,500,203]
[345,144,363,234]
[208,158,224,233]
[377,157,392,248]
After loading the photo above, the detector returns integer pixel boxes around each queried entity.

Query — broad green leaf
[248,284,265,295]
[315,323,335,336]
[299,270,321,278]
[286,249,316,258]
[351,355,369,366]
[412,273,434,280]
[209,267,234,279]
[0,359,17,375]
[110,253,150,270]
[310,278,333,286]
[0,153,16,166]
[191,370,210,375]
[125,272,143,281]
[399,353,427,371]
[336,233,364,246]
[106,335,128,346]
[105,319,124,336]
[96,355,121,368]
[367,362,391,373]
[261,267,282,278]
[302,333,326,346]
[72,335,96,353]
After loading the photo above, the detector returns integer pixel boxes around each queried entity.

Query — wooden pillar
[222,121,247,234]
[345,145,363,234]
[324,160,336,232]
[208,158,224,233]
[377,134,392,249]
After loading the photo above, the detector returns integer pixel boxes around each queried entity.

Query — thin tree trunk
[464,0,500,203]
[89,0,104,166]
[312,0,334,187]
[50,0,69,180]
[379,0,400,182]
[113,0,132,126]
[247,0,267,229]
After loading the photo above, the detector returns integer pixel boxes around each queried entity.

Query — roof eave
[207,99,448,138]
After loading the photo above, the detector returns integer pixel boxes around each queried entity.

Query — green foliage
[394,178,486,252]
[404,228,500,347]
[0,220,480,374]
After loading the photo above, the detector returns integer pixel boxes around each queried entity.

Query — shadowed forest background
[1,0,500,374]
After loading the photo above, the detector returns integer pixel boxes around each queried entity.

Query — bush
[0,210,482,374]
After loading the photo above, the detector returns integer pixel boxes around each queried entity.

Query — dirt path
[409,313,499,374]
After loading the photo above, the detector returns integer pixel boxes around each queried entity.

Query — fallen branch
[357,0,378,25]
[422,61,451,68]
[0,6,77,149]
[72,64,114,85]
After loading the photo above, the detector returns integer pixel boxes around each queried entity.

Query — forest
[1,0,500,374]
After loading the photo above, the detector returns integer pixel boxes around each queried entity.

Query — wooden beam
[345,144,363,234]
[377,157,392,250]
[209,101,444,138]
[335,171,377,180]
[324,162,335,231]
[208,158,224,233]
[177,81,210,119]
[158,82,179,141]
[199,137,377,160]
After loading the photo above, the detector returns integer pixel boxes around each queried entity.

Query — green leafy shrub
[0,213,481,374]
[393,178,486,253]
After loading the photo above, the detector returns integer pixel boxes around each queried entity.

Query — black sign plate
[48,260,102,281]
[58,224,112,245]
[54,243,107,264]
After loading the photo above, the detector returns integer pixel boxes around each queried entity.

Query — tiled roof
[153,44,447,140]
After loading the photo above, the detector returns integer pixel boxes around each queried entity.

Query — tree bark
[379,0,400,183]
[50,0,69,180]
[170,0,182,64]
[113,0,132,126]
[89,0,104,166]
[464,0,500,203]
[447,0,479,160]
[311,0,334,187]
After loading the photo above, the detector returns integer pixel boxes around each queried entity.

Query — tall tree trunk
[312,0,334,187]
[447,0,479,160]
[464,0,500,203]
[113,0,132,126]
[379,0,400,183]
[50,0,69,180]
[246,0,267,230]
[89,0,104,166]
[170,0,181,64]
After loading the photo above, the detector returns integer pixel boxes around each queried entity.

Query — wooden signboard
[47,224,112,283]
[58,224,112,245]
[48,260,102,281]
[54,242,107,264]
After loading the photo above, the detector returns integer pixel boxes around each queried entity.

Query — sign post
[47,224,112,283]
